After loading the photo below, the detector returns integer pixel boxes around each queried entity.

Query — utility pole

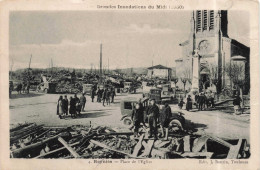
[99,44,102,76]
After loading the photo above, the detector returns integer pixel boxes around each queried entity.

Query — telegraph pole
[99,44,102,76]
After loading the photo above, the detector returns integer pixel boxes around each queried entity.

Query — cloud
[124,24,175,34]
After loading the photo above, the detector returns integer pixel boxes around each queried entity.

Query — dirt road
[9,91,250,143]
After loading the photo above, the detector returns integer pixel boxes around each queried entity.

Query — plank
[58,137,80,158]
[192,136,209,152]
[140,140,154,157]
[11,134,60,158]
[226,139,243,159]
[132,134,145,157]
[204,134,232,148]
[155,141,170,148]
[31,129,51,142]
[34,142,80,158]
[183,135,191,152]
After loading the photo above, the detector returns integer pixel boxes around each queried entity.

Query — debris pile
[10,123,250,159]
[55,82,82,94]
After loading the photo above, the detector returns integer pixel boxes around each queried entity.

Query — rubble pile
[55,82,82,94]
[10,123,250,159]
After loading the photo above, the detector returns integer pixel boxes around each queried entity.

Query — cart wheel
[123,117,132,126]
[169,119,183,132]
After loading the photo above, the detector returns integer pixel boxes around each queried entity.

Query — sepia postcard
[0,0,259,169]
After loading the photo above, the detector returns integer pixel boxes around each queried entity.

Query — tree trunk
[240,87,244,114]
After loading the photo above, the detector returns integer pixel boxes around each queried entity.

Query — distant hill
[12,66,175,76]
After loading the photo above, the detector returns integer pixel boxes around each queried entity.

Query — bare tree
[208,63,223,94]
[225,62,247,109]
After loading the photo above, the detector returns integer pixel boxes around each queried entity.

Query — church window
[203,10,208,30]
[209,10,214,30]
[196,10,202,32]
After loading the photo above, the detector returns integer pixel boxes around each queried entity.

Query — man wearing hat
[146,99,159,139]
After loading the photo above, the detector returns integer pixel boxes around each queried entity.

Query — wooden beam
[31,129,51,143]
[132,134,144,157]
[11,134,60,158]
[140,140,154,157]
[204,134,232,148]
[34,142,80,158]
[226,139,243,159]
[58,137,80,158]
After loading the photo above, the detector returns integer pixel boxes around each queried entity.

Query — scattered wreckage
[10,123,250,159]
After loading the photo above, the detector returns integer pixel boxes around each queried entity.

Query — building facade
[147,65,172,80]
[175,10,250,94]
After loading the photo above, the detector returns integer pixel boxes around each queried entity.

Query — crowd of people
[57,93,86,119]
[178,91,216,111]
[178,90,243,114]
[56,87,116,119]
[131,99,172,140]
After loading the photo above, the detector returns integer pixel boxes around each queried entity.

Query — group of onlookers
[95,87,116,106]
[178,91,215,111]
[56,87,116,119]
[13,82,30,94]
[131,99,172,140]
[57,93,86,119]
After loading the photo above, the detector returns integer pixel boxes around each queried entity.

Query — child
[178,98,185,110]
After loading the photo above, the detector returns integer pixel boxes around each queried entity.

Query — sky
[9,10,249,70]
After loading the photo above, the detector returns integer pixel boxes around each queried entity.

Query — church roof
[147,64,171,70]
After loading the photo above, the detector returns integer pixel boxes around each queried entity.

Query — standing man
[233,95,241,115]
[102,88,107,106]
[91,88,95,102]
[110,88,116,103]
[62,95,69,116]
[80,93,86,111]
[147,99,159,139]
[97,87,101,102]
[74,94,81,115]
[198,93,204,111]
[159,103,171,140]
[131,103,147,137]
[106,88,111,105]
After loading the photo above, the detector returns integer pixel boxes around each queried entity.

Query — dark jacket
[62,98,69,111]
[131,108,145,124]
[159,106,171,124]
[102,90,107,99]
[91,90,95,98]
[79,96,86,104]
[147,104,159,118]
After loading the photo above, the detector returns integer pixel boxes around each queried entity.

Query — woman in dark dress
[69,96,76,118]
[186,95,192,111]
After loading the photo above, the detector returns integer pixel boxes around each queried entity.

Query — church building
[175,10,250,94]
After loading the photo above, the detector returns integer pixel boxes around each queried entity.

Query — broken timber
[58,137,81,158]
[34,142,80,158]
